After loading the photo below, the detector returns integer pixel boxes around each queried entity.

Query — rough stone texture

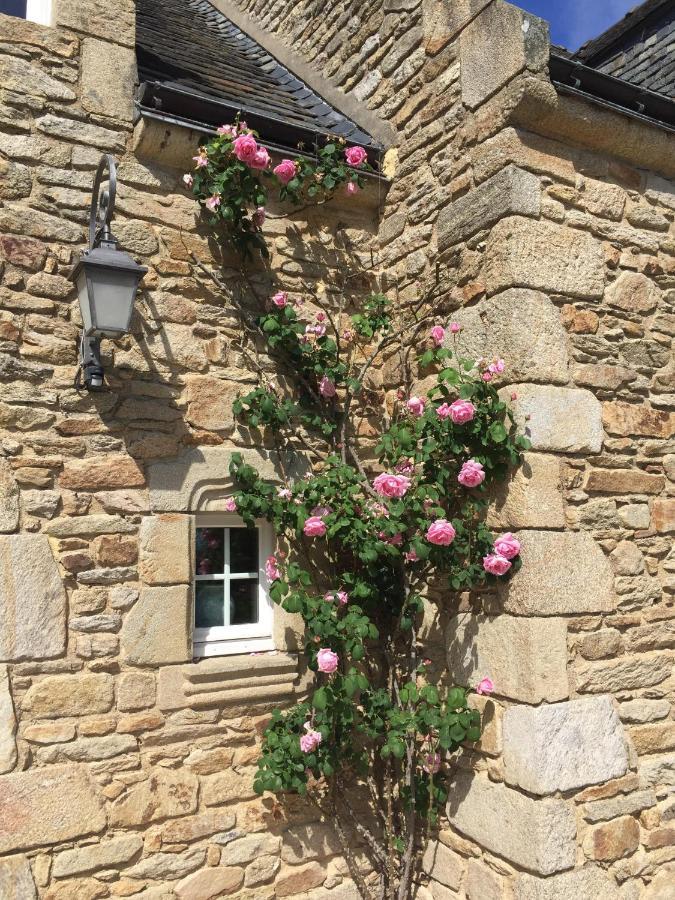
[0,534,67,662]
[0,765,105,853]
[0,459,19,533]
[175,867,244,899]
[108,769,198,827]
[514,866,622,899]
[460,3,549,109]
[583,815,640,861]
[80,38,137,121]
[184,375,244,432]
[0,855,37,900]
[52,835,143,877]
[465,860,504,900]
[422,0,492,52]
[0,664,17,773]
[121,585,191,665]
[22,674,114,718]
[503,697,628,795]
[485,217,606,300]
[437,166,540,248]
[453,291,569,386]
[606,271,661,314]
[447,613,568,703]
[56,0,136,44]
[117,671,156,711]
[501,531,614,615]
[487,453,564,529]
[59,454,145,491]
[139,514,191,585]
[422,841,464,890]
[447,772,576,875]
[503,384,604,453]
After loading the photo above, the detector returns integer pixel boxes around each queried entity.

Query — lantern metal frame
[71,155,147,392]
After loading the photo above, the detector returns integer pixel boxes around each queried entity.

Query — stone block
[0,665,16,774]
[503,697,628,795]
[514,866,622,899]
[422,841,464,890]
[139,514,191,585]
[0,451,21,533]
[438,166,540,248]
[585,469,665,495]
[503,384,604,453]
[603,402,674,438]
[0,855,37,900]
[121,585,191,666]
[460,2,549,109]
[56,0,136,45]
[0,534,66,662]
[0,765,105,853]
[447,772,576,875]
[453,290,569,386]
[37,734,137,764]
[44,515,136,537]
[220,834,281,866]
[606,272,660,314]
[575,653,672,694]
[202,768,257,805]
[465,859,504,900]
[485,217,605,300]
[275,861,325,897]
[59,454,144,491]
[422,0,492,53]
[281,823,341,863]
[0,206,82,243]
[129,849,205,880]
[501,531,614,615]
[583,815,639,861]
[184,375,243,432]
[81,38,136,121]
[52,835,143,877]
[487,453,564,529]
[148,447,308,512]
[652,498,675,533]
[0,56,76,101]
[158,809,236,844]
[447,613,568,704]
[22,674,113,718]
[175,867,244,900]
[118,672,156,711]
[36,114,126,151]
[109,769,198,827]
[583,789,656,824]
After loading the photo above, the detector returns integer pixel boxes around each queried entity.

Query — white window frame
[193,513,275,658]
[26,0,52,25]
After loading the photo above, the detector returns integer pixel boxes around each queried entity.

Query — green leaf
[313,687,328,710]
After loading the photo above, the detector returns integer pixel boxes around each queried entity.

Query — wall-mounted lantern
[71,154,147,391]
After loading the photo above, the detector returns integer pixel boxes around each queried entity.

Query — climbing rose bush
[189,134,529,899]
[186,119,373,256]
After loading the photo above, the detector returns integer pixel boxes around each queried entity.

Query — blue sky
[515,0,637,50]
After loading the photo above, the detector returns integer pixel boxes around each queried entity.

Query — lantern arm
[89,154,118,250]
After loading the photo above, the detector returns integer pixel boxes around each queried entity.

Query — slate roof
[135,0,380,153]
[575,0,675,99]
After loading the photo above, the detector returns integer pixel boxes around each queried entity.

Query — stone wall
[0,0,673,897]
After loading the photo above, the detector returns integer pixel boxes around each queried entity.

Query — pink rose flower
[192,151,208,168]
[205,195,221,212]
[183,173,193,188]
[458,460,485,488]
[426,519,456,546]
[300,727,322,753]
[252,206,266,227]
[423,752,441,774]
[493,532,521,560]
[319,376,336,398]
[345,146,368,167]
[276,487,292,500]
[476,677,494,696]
[217,124,236,136]
[224,497,237,512]
[304,516,327,537]
[273,159,298,184]
[232,133,258,164]
[488,358,506,375]
[482,372,492,382]
[406,396,426,416]
[404,549,418,563]
[265,555,281,581]
[272,291,288,307]
[345,181,359,196]
[324,590,349,605]
[436,403,452,420]
[449,399,475,424]
[317,648,339,673]
[250,147,271,170]
[238,120,248,132]
[450,322,461,334]
[373,473,411,499]
[430,325,445,346]
[483,553,512,576]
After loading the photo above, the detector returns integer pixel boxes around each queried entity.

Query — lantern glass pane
[75,268,93,334]
[88,268,138,337]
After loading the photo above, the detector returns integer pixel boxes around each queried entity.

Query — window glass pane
[230,579,259,625]
[229,528,258,573]
[0,1,27,15]
[196,527,224,575]
[195,582,225,628]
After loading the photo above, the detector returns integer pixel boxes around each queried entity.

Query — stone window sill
[158,651,308,712]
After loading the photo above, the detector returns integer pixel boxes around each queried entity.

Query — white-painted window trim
[26,0,52,25]
[193,513,275,658]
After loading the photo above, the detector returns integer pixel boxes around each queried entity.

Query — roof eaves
[575,0,672,62]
